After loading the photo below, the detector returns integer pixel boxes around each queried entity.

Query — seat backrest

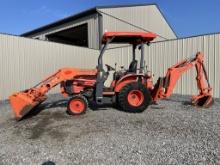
[128,60,138,73]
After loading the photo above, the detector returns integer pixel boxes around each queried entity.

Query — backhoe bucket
[9,92,46,120]
[192,95,214,108]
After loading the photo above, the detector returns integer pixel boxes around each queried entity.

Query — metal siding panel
[88,14,99,49]
[214,35,219,97]
[0,34,98,100]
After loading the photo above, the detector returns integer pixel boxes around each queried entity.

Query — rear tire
[67,95,88,115]
[118,82,152,113]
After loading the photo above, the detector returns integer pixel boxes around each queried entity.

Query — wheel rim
[127,90,144,107]
[69,99,85,114]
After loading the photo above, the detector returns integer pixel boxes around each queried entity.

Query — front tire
[67,95,88,115]
[118,82,152,113]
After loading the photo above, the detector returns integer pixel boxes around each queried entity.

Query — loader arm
[9,68,97,120]
[152,52,213,107]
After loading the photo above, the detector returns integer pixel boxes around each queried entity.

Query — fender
[114,73,145,92]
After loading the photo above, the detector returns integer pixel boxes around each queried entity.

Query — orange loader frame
[10,68,98,120]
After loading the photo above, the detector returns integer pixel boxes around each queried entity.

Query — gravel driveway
[0,94,220,165]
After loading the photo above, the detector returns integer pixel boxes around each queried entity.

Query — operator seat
[128,60,138,73]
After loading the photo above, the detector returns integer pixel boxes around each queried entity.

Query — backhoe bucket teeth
[192,95,214,108]
[9,92,46,120]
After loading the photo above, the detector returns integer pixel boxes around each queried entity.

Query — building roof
[21,3,177,38]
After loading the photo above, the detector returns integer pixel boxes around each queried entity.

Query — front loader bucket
[9,92,46,120]
[192,95,214,108]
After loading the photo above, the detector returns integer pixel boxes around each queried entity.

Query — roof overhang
[21,7,97,36]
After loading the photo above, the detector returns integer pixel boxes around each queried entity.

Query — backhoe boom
[151,52,213,107]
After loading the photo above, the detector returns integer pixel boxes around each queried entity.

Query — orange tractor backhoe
[9,32,214,120]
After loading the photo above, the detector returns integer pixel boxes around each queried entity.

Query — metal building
[21,4,177,49]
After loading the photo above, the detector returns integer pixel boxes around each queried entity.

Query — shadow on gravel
[42,161,56,165]
[22,100,118,120]
[89,103,119,111]
[182,101,194,106]
[19,98,122,122]
[16,111,70,140]
[90,103,153,114]
[22,99,68,120]
[150,105,165,109]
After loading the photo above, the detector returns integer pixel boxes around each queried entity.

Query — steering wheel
[105,64,115,72]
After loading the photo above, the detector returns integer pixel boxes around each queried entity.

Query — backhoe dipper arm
[9,68,97,120]
[152,52,213,107]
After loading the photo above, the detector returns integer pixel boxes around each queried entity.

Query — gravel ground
[0,94,220,165]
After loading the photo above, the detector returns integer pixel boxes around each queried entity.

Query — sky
[0,0,219,38]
